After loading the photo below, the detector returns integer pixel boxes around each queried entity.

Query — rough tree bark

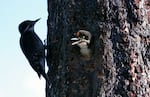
[46,0,150,97]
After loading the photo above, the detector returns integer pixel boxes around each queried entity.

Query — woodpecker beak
[30,18,41,26]
[34,18,41,23]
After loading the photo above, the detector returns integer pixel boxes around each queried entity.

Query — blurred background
[0,0,48,97]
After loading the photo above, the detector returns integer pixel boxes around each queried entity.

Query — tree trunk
[46,0,150,97]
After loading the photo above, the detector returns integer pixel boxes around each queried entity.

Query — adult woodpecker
[71,30,92,59]
[18,19,50,86]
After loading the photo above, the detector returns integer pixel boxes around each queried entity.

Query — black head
[18,18,40,34]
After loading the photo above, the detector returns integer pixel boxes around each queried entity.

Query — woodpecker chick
[71,30,92,59]
[19,19,50,86]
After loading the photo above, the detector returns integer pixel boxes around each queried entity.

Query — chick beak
[71,38,79,41]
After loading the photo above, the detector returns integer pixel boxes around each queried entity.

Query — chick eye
[83,36,85,39]
[84,35,88,40]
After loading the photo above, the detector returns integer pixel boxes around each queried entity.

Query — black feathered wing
[20,31,45,79]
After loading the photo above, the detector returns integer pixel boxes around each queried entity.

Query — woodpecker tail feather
[37,73,41,79]
[42,73,51,88]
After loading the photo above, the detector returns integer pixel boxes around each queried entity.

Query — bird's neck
[28,27,34,32]
[21,30,34,36]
